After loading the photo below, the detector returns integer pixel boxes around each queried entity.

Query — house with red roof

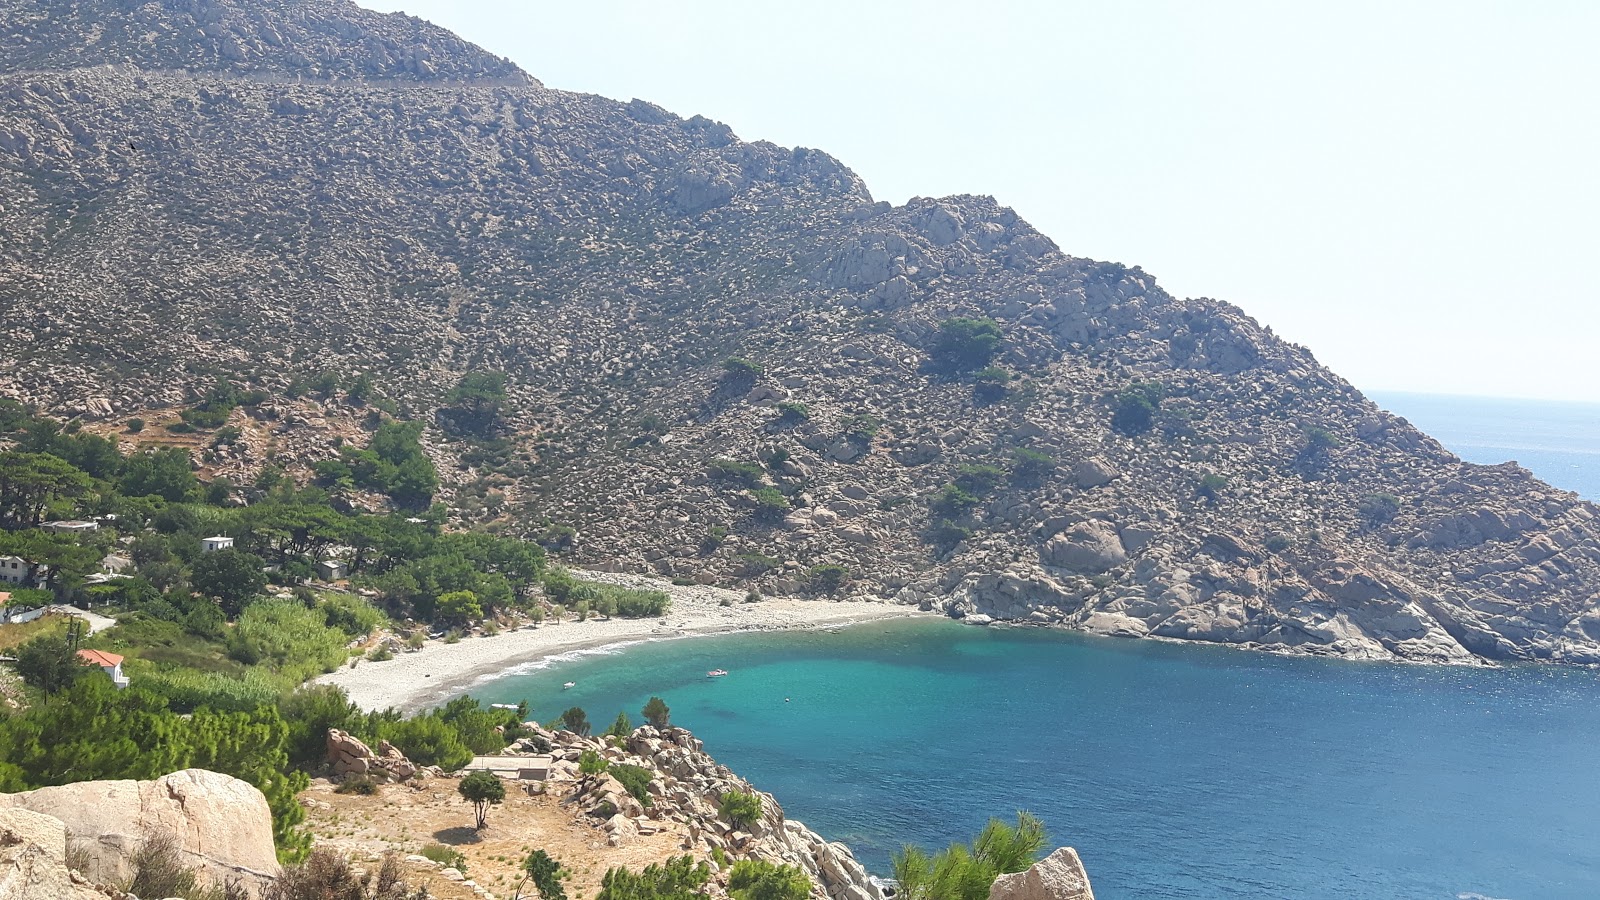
[76,648,130,689]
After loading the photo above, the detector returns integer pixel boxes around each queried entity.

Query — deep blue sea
[463,394,1600,899]
[1372,391,1600,500]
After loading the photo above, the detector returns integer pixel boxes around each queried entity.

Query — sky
[362,0,1600,403]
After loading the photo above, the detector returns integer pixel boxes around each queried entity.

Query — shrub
[578,749,610,777]
[611,763,654,808]
[709,458,766,488]
[1264,534,1292,553]
[721,357,762,380]
[775,401,809,423]
[749,487,791,521]
[421,843,467,874]
[843,413,881,444]
[127,832,214,900]
[954,464,1005,495]
[736,553,779,575]
[931,318,1003,373]
[927,519,972,553]
[367,646,393,662]
[1196,474,1228,503]
[971,367,1012,401]
[1010,448,1055,483]
[729,860,812,900]
[1111,382,1164,436]
[126,418,145,433]
[720,791,762,830]
[376,714,472,770]
[597,855,710,900]
[266,850,423,900]
[808,564,850,595]
[229,598,348,682]
[606,711,633,738]
[931,483,981,518]
[893,812,1046,900]
[335,775,378,795]
[1359,493,1402,524]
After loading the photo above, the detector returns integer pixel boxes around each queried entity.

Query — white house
[201,536,235,553]
[315,559,348,581]
[0,556,36,586]
[41,520,99,535]
[76,649,130,689]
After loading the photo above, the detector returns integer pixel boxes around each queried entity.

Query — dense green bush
[808,564,850,595]
[728,860,811,900]
[749,487,791,521]
[721,357,763,380]
[1359,492,1402,524]
[1010,448,1056,483]
[709,458,766,488]
[611,763,655,808]
[931,318,1004,373]
[893,812,1046,900]
[971,367,1012,402]
[775,401,809,423]
[597,855,710,900]
[1196,474,1228,503]
[0,677,310,861]
[229,598,349,682]
[136,667,283,714]
[719,791,763,829]
[1111,382,1164,436]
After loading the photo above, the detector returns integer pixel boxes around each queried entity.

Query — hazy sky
[362,0,1599,403]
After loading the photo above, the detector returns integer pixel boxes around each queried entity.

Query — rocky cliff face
[2,0,1598,663]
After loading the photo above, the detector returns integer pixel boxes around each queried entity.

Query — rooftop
[76,649,124,667]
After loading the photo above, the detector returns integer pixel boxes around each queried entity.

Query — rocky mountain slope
[2,0,1598,664]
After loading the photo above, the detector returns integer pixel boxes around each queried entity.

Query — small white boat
[562,681,576,690]
[707,669,728,678]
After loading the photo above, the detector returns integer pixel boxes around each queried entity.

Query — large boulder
[0,807,112,900]
[989,847,1095,900]
[1042,522,1128,572]
[0,768,277,890]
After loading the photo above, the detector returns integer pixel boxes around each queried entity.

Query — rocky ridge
[0,0,1597,664]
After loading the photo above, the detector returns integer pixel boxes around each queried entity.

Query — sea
[466,393,1600,899]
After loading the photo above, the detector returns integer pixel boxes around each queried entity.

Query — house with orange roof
[76,648,130,689]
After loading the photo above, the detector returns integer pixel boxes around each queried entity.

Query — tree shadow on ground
[431,826,483,846]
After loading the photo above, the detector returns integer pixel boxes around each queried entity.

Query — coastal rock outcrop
[990,847,1095,900]
[0,768,278,890]
[533,725,883,900]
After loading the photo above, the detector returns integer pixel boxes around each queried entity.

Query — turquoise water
[469,617,1600,899]
[1372,391,1600,500]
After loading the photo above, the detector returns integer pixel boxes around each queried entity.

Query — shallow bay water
[472,618,1600,899]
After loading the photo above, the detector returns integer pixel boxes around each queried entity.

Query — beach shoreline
[316,574,931,712]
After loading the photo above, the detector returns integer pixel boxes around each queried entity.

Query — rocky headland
[0,0,1597,665]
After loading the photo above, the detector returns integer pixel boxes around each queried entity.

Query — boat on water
[707,669,728,678]
[562,681,576,690]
